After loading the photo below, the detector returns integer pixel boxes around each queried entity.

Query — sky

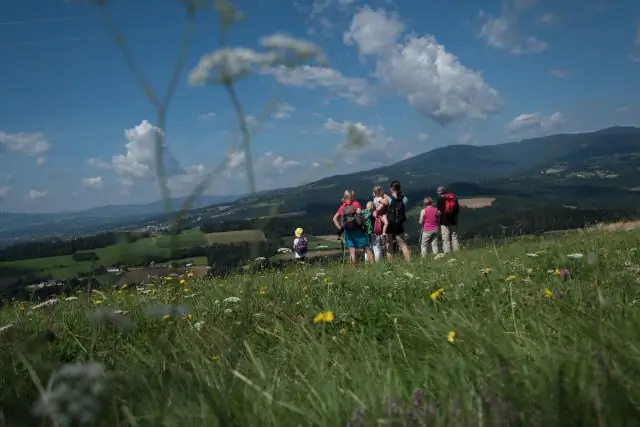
[0,0,639,213]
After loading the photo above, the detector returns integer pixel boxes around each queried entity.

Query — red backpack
[372,210,383,235]
[443,192,459,215]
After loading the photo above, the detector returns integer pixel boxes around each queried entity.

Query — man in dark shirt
[436,186,460,253]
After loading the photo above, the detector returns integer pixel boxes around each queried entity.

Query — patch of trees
[0,231,151,262]
[71,251,99,262]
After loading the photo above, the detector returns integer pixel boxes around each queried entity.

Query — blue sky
[0,0,638,213]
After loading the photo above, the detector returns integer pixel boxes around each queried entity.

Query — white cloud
[506,111,567,134]
[36,156,47,166]
[478,1,547,54]
[87,157,111,170]
[417,132,429,142]
[344,7,501,125]
[272,102,295,119]
[266,65,373,106]
[0,131,50,156]
[538,13,556,25]
[630,18,640,62]
[550,69,567,78]
[28,189,47,201]
[198,112,216,121]
[457,132,473,145]
[81,176,103,188]
[0,187,9,199]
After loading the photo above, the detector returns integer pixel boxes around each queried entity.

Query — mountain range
[1,126,639,243]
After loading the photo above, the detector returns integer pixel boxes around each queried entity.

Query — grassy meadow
[0,229,268,281]
[2,229,640,426]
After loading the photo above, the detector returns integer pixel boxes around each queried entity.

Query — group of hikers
[292,180,461,265]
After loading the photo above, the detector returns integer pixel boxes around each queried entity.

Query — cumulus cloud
[417,132,429,142]
[506,111,567,134]
[0,187,9,199]
[0,131,50,157]
[36,156,47,166]
[630,18,640,62]
[343,7,501,125]
[550,69,568,78]
[266,65,373,106]
[198,112,216,121]
[272,102,295,119]
[81,176,103,188]
[478,1,547,54]
[28,189,47,201]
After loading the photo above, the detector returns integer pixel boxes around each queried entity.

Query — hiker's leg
[396,234,411,262]
[450,225,460,252]
[364,247,375,264]
[385,235,394,261]
[441,225,451,254]
[428,232,439,254]
[420,232,429,257]
[372,236,382,262]
[348,247,357,265]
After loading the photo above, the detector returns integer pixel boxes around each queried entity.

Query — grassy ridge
[1,229,640,425]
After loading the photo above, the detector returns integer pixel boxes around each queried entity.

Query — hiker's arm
[332,212,342,230]
[418,209,424,224]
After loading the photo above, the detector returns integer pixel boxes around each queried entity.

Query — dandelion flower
[179,279,186,285]
[430,288,444,301]
[543,288,554,298]
[313,311,335,324]
[447,331,456,343]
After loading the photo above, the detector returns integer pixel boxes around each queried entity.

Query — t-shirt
[360,209,374,235]
[385,194,409,206]
[422,206,438,232]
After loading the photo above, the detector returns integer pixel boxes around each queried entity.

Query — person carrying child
[361,201,382,262]
[293,227,308,262]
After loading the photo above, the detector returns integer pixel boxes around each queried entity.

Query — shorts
[343,229,370,249]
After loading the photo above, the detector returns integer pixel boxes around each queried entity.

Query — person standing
[292,227,308,262]
[418,197,439,257]
[332,190,375,265]
[436,186,460,253]
[383,180,411,262]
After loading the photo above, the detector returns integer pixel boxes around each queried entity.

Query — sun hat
[294,227,304,237]
[436,186,446,194]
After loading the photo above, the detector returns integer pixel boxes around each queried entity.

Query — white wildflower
[434,253,446,260]
[526,252,540,257]
[277,248,292,253]
[192,321,205,331]
[567,253,584,259]
[224,308,233,314]
[0,322,15,333]
[31,299,58,310]
[65,296,78,301]
[446,258,457,264]
[223,296,241,303]
[316,245,329,249]
[403,272,415,279]
[33,362,107,426]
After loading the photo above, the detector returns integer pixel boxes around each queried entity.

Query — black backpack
[342,204,363,230]
[387,194,406,225]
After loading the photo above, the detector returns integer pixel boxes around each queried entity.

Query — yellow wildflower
[430,288,444,301]
[94,300,103,305]
[543,288,553,298]
[162,314,171,320]
[506,274,517,283]
[211,355,221,362]
[313,311,335,324]
[447,331,456,343]
[179,279,186,285]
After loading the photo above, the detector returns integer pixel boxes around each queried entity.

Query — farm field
[2,228,640,426]
[0,228,267,281]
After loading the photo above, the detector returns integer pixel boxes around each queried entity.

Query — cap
[294,227,304,237]
[436,186,445,194]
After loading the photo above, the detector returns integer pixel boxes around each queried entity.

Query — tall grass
[2,229,640,426]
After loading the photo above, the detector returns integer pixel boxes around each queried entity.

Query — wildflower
[403,272,415,279]
[554,268,570,280]
[193,321,205,331]
[480,267,492,275]
[543,288,554,298]
[223,296,241,303]
[430,288,444,301]
[313,311,335,324]
[567,253,584,259]
[526,252,540,257]
[434,253,446,260]
[505,274,517,283]
[179,279,186,285]
[447,331,456,343]
[31,299,58,310]
[0,323,15,334]
[33,362,106,426]
[211,355,221,362]
[65,296,78,301]
[94,300,103,305]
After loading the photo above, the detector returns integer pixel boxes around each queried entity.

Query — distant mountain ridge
[1,126,639,242]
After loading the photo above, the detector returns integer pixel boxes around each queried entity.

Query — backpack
[386,194,406,225]
[294,237,308,255]
[373,212,383,235]
[342,204,363,230]
[361,210,374,235]
[443,192,459,216]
